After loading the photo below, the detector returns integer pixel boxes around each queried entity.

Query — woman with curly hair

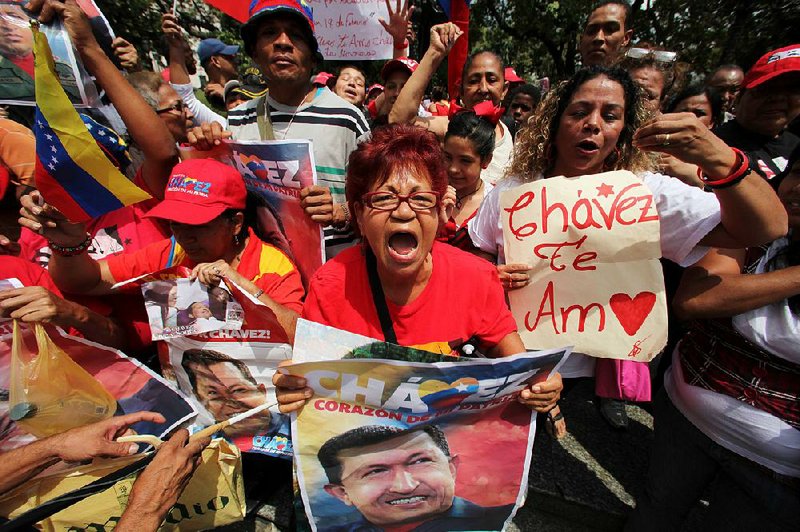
[468,65,786,428]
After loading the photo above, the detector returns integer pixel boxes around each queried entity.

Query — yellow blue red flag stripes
[32,24,150,222]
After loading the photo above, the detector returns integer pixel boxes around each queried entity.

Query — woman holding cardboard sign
[468,65,786,428]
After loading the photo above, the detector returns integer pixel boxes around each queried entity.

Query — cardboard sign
[500,171,667,362]
[307,0,393,60]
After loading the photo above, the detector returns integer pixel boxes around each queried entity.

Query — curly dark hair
[509,65,653,181]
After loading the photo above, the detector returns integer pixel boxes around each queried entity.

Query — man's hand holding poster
[287,320,570,532]
[500,171,668,362]
[181,140,324,287]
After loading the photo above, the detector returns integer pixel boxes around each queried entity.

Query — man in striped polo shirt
[229,0,370,259]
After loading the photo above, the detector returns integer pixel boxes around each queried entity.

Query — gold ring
[663,133,671,146]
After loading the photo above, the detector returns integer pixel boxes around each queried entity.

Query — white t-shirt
[467,171,722,377]
[666,348,800,477]
[481,121,514,187]
[666,236,800,477]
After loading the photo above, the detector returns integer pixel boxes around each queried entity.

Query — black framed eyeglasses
[155,100,186,114]
[361,191,441,212]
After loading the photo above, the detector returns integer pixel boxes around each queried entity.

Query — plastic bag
[9,321,116,437]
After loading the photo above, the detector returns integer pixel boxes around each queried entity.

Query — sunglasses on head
[625,48,677,64]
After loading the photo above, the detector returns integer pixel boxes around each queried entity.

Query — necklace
[274,87,316,140]
[455,180,484,210]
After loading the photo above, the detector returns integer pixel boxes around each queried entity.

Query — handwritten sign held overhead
[308,0,393,60]
[500,171,668,362]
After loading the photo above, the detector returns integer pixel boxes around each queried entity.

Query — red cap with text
[381,57,419,81]
[742,44,800,89]
[145,159,246,225]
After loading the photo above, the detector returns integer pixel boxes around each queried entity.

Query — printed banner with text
[500,171,668,362]
[288,320,570,532]
[181,140,324,288]
[307,0,394,60]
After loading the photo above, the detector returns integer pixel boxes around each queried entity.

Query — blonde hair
[509,66,654,182]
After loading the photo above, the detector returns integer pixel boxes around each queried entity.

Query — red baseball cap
[145,159,246,225]
[505,67,524,84]
[381,57,419,81]
[367,83,384,97]
[742,44,800,89]
[313,72,335,87]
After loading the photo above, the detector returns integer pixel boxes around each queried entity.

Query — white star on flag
[51,155,58,163]
[97,129,106,136]
[48,163,56,171]
[51,145,57,153]
[45,133,53,141]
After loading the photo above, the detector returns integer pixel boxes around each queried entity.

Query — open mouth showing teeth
[388,232,418,256]
[387,496,426,505]
[577,140,599,150]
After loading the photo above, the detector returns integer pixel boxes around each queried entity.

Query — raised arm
[388,23,462,137]
[32,0,179,200]
[634,113,788,248]
[162,13,226,127]
[379,0,413,59]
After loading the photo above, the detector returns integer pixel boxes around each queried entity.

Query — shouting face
[551,74,626,178]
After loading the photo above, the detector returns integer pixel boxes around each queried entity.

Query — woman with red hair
[274,124,563,414]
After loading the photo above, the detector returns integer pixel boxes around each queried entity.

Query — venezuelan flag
[32,24,150,222]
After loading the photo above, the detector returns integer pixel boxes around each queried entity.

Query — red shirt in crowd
[106,227,305,314]
[302,241,517,355]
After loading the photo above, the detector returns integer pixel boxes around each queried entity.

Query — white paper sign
[308,0,393,60]
[500,171,668,362]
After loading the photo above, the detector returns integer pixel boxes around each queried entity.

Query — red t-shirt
[302,242,516,354]
[0,256,62,294]
[105,227,305,314]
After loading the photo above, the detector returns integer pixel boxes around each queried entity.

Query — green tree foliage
[471,0,800,82]
[94,0,242,59]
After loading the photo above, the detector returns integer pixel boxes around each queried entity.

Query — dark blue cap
[197,39,240,65]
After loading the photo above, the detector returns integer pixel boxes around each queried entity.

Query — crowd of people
[0,0,798,529]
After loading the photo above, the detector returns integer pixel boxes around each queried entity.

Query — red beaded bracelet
[697,147,751,189]
[49,233,92,257]
[393,38,410,50]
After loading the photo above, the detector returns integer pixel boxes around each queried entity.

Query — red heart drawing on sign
[609,292,656,336]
